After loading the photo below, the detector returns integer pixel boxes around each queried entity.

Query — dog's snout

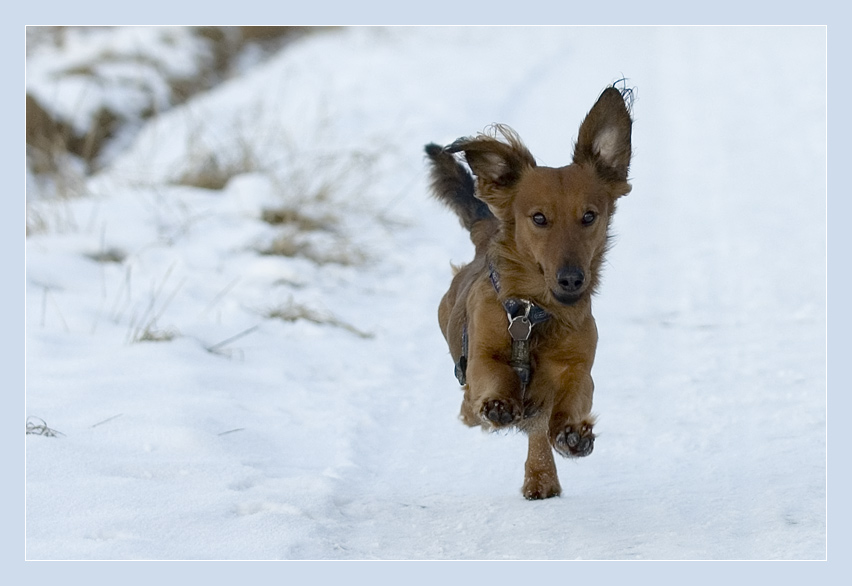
[556,266,585,293]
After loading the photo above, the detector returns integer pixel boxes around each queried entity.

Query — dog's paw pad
[554,423,595,458]
[480,399,520,428]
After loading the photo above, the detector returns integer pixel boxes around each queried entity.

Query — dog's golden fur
[426,86,633,499]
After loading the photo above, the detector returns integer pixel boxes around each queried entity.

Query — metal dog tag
[508,315,532,341]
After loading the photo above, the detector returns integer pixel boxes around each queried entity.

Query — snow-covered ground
[25,26,826,561]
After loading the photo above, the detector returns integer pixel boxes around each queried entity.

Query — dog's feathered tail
[425,143,494,232]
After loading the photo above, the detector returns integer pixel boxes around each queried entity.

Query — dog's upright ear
[446,125,536,210]
[573,86,633,194]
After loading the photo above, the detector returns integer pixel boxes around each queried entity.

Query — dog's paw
[480,399,521,428]
[553,422,595,458]
[522,475,562,500]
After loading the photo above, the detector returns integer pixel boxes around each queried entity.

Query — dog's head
[447,86,633,307]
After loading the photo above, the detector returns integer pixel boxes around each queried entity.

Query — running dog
[425,85,633,499]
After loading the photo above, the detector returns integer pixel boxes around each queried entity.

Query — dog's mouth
[550,289,583,306]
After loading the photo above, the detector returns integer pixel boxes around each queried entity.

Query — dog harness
[454,263,551,388]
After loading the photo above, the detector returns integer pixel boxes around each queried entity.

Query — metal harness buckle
[507,300,533,341]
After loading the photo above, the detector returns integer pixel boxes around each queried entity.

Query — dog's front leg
[466,352,523,428]
[549,370,597,459]
[542,318,598,459]
[463,285,524,429]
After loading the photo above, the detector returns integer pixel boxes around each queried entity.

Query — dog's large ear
[573,86,633,191]
[446,124,536,191]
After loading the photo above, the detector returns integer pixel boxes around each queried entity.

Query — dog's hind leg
[522,425,561,499]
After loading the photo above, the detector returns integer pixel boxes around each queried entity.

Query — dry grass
[26,26,332,201]
[86,247,127,263]
[171,119,268,191]
[26,417,64,437]
[174,151,257,191]
[26,93,91,204]
[258,205,349,263]
[261,207,337,232]
[26,198,81,236]
[27,93,123,179]
[134,327,179,342]
[126,264,184,343]
[171,122,378,266]
[263,300,373,339]
[252,145,378,267]
[258,233,366,266]
[201,324,260,360]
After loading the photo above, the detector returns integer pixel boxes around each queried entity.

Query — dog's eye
[532,212,548,227]
[581,211,597,226]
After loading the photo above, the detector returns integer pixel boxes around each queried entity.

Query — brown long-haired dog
[425,85,633,499]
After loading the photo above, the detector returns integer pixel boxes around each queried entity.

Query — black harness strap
[454,324,468,385]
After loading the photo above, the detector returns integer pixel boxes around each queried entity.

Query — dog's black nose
[556,266,585,293]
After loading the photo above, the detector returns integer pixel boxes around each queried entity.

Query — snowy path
[25,27,825,560]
